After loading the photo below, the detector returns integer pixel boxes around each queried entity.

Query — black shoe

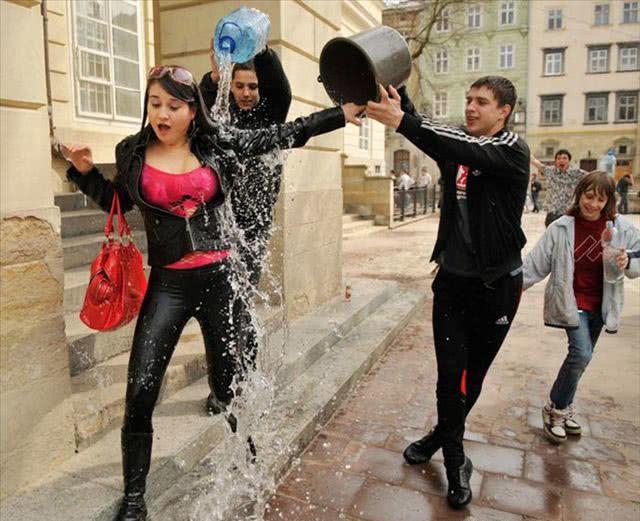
[116,431,152,521]
[206,393,230,415]
[403,428,441,465]
[115,494,147,521]
[446,457,473,509]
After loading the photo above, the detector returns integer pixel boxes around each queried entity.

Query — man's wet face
[231,69,260,110]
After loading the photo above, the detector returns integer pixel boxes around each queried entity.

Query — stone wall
[342,164,393,225]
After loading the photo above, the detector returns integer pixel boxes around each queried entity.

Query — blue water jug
[214,7,270,63]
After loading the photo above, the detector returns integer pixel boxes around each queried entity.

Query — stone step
[342,217,375,233]
[63,254,149,314]
[55,191,97,212]
[62,231,148,270]
[61,208,145,238]
[343,224,386,240]
[342,213,362,224]
[0,279,427,521]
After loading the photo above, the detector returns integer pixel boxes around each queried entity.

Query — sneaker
[542,403,567,444]
[403,428,441,465]
[564,404,582,436]
[445,457,473,509]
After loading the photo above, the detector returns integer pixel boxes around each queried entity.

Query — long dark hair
[139,72,215,141]
[567,170,617,221]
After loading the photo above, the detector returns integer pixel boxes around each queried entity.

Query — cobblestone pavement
[266,213,640,521]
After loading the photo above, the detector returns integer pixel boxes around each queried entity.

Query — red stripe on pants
[460,369,467,396]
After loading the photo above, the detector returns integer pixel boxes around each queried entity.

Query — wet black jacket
[397,90,530,282]
[67,107,345,267]
[199,48,291,242]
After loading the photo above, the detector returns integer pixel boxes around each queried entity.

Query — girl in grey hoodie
[523,171,639,444]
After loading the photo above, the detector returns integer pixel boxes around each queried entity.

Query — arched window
[394,150,410,173]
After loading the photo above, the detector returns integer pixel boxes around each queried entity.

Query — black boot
[403,427,442,465]
[116,431,152,521]
[206,392,231,415]
[445,457,473,509]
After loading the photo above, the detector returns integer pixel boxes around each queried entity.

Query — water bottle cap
[218,35,236,53]
[606,221,613,228]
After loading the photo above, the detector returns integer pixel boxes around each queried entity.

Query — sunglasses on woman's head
[147,65,194,86]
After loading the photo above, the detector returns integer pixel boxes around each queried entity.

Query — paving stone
[562,489,640,521]
[342,444,408,485]
[401,459,483,499]
[524,452,602,493]
[463,440,525,478]
[323,418,392,448]
[588,415,640,445]
[479,475,562,520]
[278,462,365,512]
[264,495,359,521]
[562,435,626,464]
[302,432,351,464]
[348,480,435,521]
[598,462,640,502]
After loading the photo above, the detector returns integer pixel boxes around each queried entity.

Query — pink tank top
[140,163,229,269]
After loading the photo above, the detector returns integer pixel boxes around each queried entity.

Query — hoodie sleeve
[396,112,530,181]
[254,47,291,123]
[523,226,555,290]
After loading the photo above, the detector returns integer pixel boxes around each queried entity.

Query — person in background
[398,169,414,191]
[530,172,542,213]
[417,166,433,188]
[531,150,585,228]
[523,171,639,444]
[616,174,633,215]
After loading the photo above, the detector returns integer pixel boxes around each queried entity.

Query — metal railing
[393,185,439,221]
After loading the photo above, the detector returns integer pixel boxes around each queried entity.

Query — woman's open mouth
[157,123,171,134]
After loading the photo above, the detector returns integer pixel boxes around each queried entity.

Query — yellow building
[526,0,639,178]
[0,0,384,500]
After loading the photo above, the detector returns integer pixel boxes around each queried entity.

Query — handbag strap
[104,193,132,239]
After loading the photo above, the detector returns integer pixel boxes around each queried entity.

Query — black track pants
[431,268,522,467]
[123,261,241,433]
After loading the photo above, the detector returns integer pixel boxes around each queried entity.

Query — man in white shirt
[398,170,414,191]
[417,167,432,188]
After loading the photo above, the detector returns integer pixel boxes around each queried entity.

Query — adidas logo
[495,315,509,325]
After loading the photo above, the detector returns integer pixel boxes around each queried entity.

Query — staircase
[342,213,379,240]
[56,191,283,451]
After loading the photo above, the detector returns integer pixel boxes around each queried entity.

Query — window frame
[543,48,565,76]
[358,116,371,150]
[434,47,449,74]
[499,1,516,26]
[622,1,639,23]
[618,43,640,71]
[433,91,449,119]
[615,91,639,122]
[70,0,145,124]
[547,8,563,30]
[594,3,610,25]
[584,92,609,123]
[587,45,610,73]
[435,7,451,32]
[498,43,515,69]
[467,4,482,28]
[466,47,481,72]
[540,95,564,126]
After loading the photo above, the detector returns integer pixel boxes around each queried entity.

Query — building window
[543,49,565,75]
[358,117,370,150]
[467,4,481,28]
[588,46,610,72]
[618,43,640,70]
[615,91,638,121]
[436,7,450,32]
[548,9,563,30]
[434,48,449,74]
[622,2,639,23]
[545,145,555,157]
[540,95,563,125]
[433,92,448,119]
[466,47,481,72]
[71,0,143,121]
[394,149,410,173]
[585,93,609,123]
[618,144,629,155]
[595,4,610,24]
[499,44,514,69]
[499,1,516,26]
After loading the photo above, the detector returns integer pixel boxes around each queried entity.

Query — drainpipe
[41,0,57,148]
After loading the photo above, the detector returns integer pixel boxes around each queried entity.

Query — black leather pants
[123,260,241,433]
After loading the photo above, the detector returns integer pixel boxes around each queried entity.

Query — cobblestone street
[266,213,640,521]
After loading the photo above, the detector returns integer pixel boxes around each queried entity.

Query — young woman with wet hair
[523,171,639,444]
[64,65,363,521]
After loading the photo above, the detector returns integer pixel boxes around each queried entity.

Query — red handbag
[80,194,147,331]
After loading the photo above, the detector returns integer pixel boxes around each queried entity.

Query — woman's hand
[615,248,629,270]
[366,84,404,130]
[341,103,367,126]
[63,144,94,174]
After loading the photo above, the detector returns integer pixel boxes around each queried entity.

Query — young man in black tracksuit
[199,47,292,414]
[367,77,529,509]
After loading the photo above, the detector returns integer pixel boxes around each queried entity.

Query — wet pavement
[266,213,640,521]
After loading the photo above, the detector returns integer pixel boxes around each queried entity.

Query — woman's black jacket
[67,108,345,267]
